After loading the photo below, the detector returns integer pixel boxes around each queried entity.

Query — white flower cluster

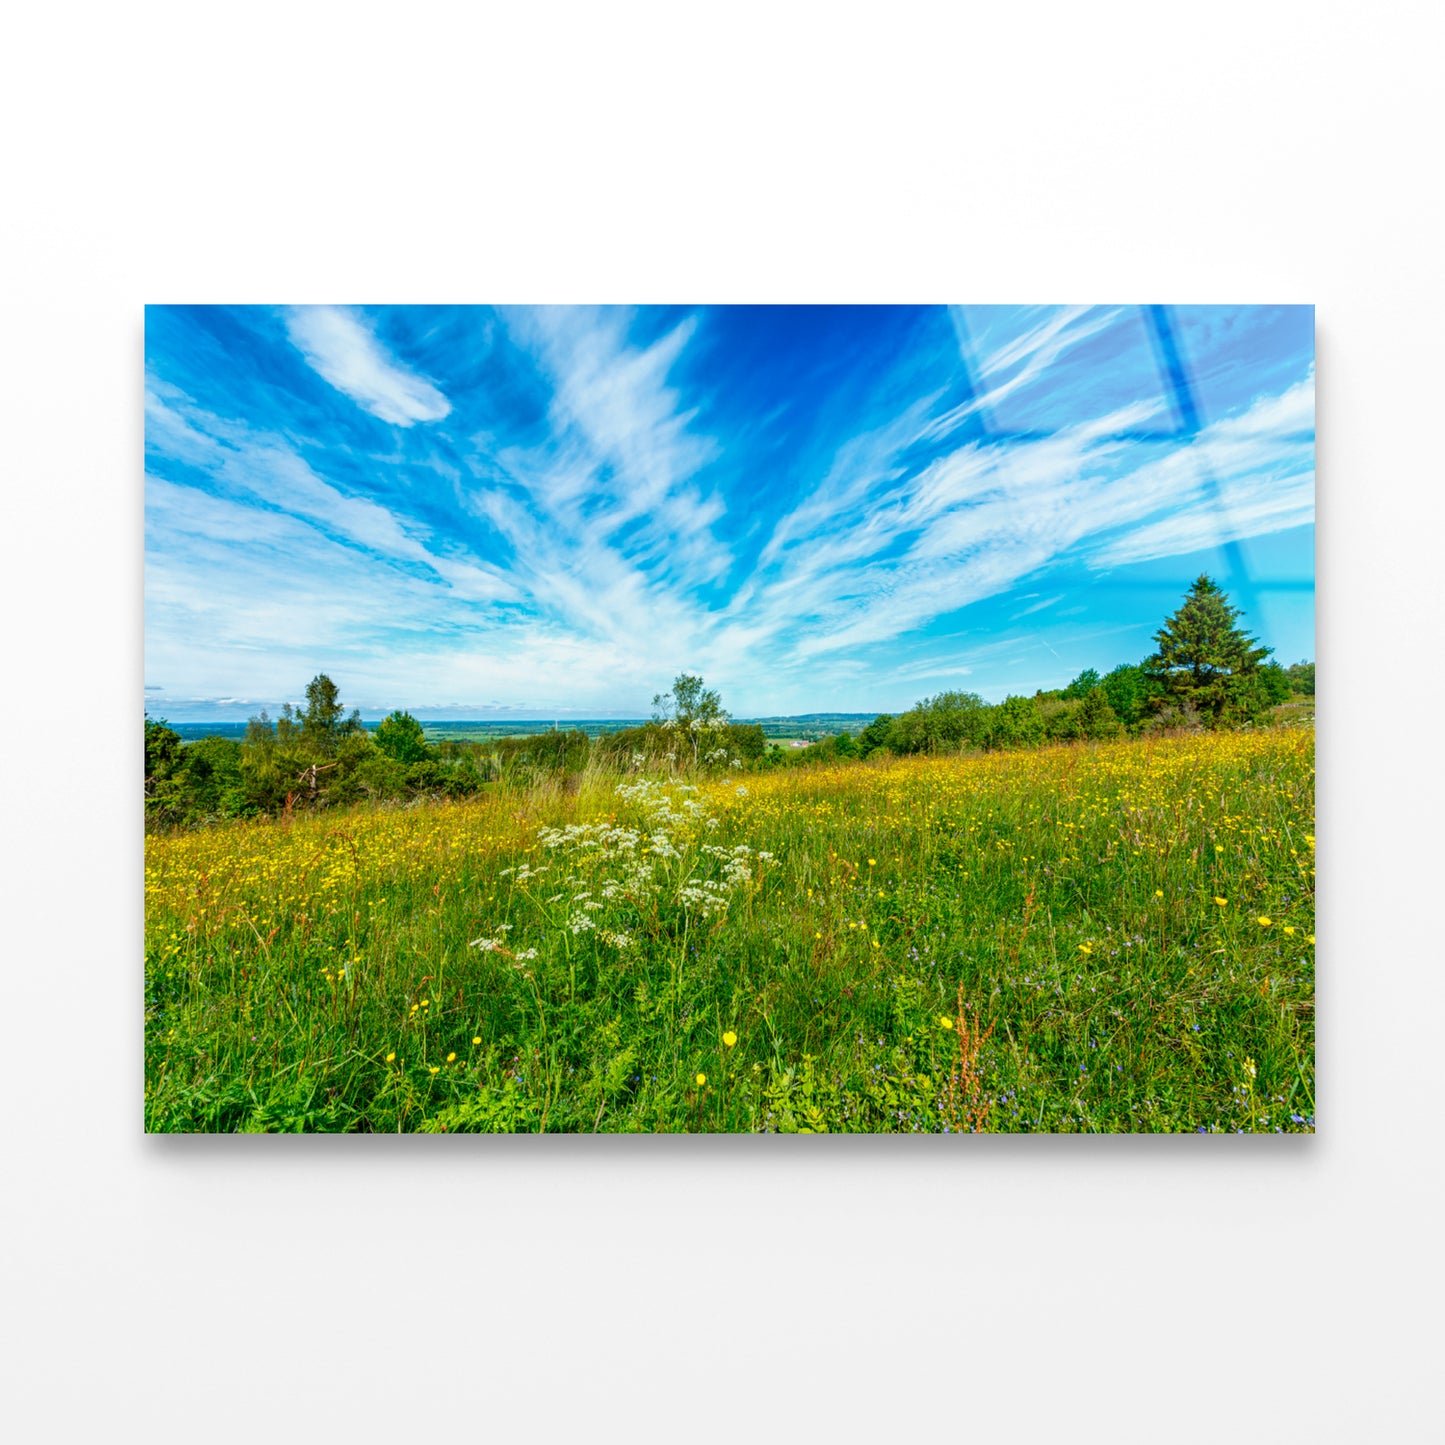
[474,778,780,961]
[497,862,550,883]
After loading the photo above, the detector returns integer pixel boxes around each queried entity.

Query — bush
[888,691,990,755]
[375,710,431,763]
[987,696,1046,750]
[857,714,894,758]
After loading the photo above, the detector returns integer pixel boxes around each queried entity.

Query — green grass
[144,727,1314,1132]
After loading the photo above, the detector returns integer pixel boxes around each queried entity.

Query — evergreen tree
[375,710,431,764]
[1143,576,1273,727]
[1076,687,1122,739]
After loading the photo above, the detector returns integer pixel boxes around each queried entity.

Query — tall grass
[144,728,1314,1132]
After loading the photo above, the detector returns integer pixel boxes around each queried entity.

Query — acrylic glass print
[144,304,1315,1133]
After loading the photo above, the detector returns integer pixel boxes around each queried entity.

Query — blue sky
[144,304,1314,721]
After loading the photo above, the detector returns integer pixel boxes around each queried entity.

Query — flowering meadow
[144,728,1314,1132]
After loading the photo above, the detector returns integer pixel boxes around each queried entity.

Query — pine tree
[1143,576,1274,727]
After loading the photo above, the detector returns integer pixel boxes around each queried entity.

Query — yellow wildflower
[696,1073,707,1087]
[1214,897,1228,907]
[939,1016,954,1030]
[1256,916,1271,927]
[723,1031,737,1048]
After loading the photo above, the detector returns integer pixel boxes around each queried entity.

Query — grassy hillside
[145,727,1314,1132]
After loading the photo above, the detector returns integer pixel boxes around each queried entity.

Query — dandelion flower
[939,1016,954,1030]
[696,1072,707,1087]
[1256,916,1272,927]
[446,1052,457,1063]
[472,1036,482,1045]
[723,1031,737,1048]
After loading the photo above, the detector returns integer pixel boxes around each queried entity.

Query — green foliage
[652,671,730,763]
[145,718,253,827]
[1258,662,1293,707]
[1076,687,1122,739]
[653,672,727,728]
[145,716,183,786]
[1100,664,1160,731]
[888,691,990,755]
[1063,667,1101,701]
[857,714,894,758]
[1143,575,1274,727]
[494,729,591,779]
[987,695,1046,749]
[302,673,362,756]
[374,709,431,763]
[724,722,766,761]
[1285,661,1315,696]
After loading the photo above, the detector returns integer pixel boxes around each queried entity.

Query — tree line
[146,575,1312,831]
[144,672,768,831]
[792,575,1312,765]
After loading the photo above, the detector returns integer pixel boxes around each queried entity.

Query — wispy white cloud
[283,306,451,426]
[145,385,518,603]
[146,305,1314,717]
[1011,594,1065,620]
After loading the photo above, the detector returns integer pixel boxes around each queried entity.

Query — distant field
[145,727,1314,1133]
